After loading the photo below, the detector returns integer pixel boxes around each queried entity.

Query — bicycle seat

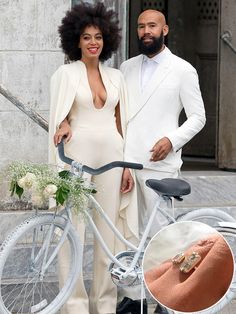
[145,178,191,200]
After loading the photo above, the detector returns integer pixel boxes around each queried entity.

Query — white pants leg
[135,169,178,238]
[119,169,178,301]
[89,167,123,314]
[59,219,90,314]
[60,174,92,314]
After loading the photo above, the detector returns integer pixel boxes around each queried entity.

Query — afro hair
[58,1,121,61]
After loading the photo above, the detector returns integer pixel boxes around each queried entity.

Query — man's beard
[138,31,164,56]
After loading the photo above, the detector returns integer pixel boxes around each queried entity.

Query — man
[117,9,206,314]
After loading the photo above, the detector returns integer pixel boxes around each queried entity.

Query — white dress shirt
[141,46,169,91]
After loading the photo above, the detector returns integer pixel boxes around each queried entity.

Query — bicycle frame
[32,188,176,285]
[68,192,177,276]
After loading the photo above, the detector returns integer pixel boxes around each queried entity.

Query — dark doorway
[129,0,219,163]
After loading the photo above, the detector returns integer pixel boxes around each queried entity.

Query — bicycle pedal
[111,267,127,280]
[110,267,137,282]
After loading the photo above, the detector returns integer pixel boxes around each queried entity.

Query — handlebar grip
[122,162,143,170]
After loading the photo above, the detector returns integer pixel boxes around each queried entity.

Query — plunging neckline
[80,61,108,110]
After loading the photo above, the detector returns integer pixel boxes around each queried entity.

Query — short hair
[58,1,121,61]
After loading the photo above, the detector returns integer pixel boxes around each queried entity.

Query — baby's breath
[4,161,96,214]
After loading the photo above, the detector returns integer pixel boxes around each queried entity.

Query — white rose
[17,172,36,189]
[43,184,58,197]
[31,192,43,206]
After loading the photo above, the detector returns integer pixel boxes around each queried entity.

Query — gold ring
[179,251,201,273]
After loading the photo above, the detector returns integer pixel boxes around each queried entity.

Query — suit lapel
[141,57,172,105]
[129,50,172,121]
[127,56,143,118]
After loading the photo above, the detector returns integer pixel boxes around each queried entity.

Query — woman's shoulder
[51,61,83,83]
[54,61,83,74]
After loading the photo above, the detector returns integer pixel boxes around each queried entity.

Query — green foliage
[10,180,24,198]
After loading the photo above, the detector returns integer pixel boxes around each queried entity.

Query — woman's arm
[53,117,72,146]
[115,102,123,137]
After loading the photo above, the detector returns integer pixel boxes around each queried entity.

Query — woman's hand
[53,118,72,146]
[120,168,134,194]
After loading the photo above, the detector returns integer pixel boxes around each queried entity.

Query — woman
[49,2,138,314]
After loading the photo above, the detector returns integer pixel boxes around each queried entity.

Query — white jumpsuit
[61,62,124,314]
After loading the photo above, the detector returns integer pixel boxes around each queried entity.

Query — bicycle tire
[0,213,81,314]
[177,208,235,227]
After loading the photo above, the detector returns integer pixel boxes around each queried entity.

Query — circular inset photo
[143,221,235,314]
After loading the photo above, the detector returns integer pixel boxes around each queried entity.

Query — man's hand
[150,137,172,162]
[54,119,72,146]
[120,168,134,194]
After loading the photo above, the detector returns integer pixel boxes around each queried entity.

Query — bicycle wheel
[0,213,81,314]
[177,208,235,227]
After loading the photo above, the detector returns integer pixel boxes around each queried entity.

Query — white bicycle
[0,141,235,314]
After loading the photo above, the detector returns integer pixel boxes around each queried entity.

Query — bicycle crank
[109,251,143,287]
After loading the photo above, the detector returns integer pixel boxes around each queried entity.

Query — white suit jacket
[120,47,206,172]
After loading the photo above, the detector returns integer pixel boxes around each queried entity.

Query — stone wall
[0,0,70,204]
[0,0,70,169]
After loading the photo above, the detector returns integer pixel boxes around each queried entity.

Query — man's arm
[166,68,206,153]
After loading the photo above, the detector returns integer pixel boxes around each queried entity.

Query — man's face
[137,10,168,56]
[138,30,164,56]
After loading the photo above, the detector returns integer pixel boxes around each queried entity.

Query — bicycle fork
[30,216,71,280]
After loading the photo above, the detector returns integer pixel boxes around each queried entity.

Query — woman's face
[79,25,103,61]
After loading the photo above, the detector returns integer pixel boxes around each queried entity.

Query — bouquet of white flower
[5,161,96,214]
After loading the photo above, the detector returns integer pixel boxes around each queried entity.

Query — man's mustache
[141,36,154,40]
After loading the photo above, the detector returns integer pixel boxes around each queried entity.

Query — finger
[120,180,127,192]
[65,133,72,143]
[122,185,130,193]
[57,134,62,144]
[54,134,60,146]
[150,155,161,162]
[124,178,134,193]
[53,135,57,146]
[150,151,158,161]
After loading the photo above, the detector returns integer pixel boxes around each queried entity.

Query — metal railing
[221,31,236,54]
[0,84,48,132]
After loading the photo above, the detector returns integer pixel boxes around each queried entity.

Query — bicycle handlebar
[57,140,143,175]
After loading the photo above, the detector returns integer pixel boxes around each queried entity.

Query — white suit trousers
[118,168,178,302]
[135,168,178,238]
